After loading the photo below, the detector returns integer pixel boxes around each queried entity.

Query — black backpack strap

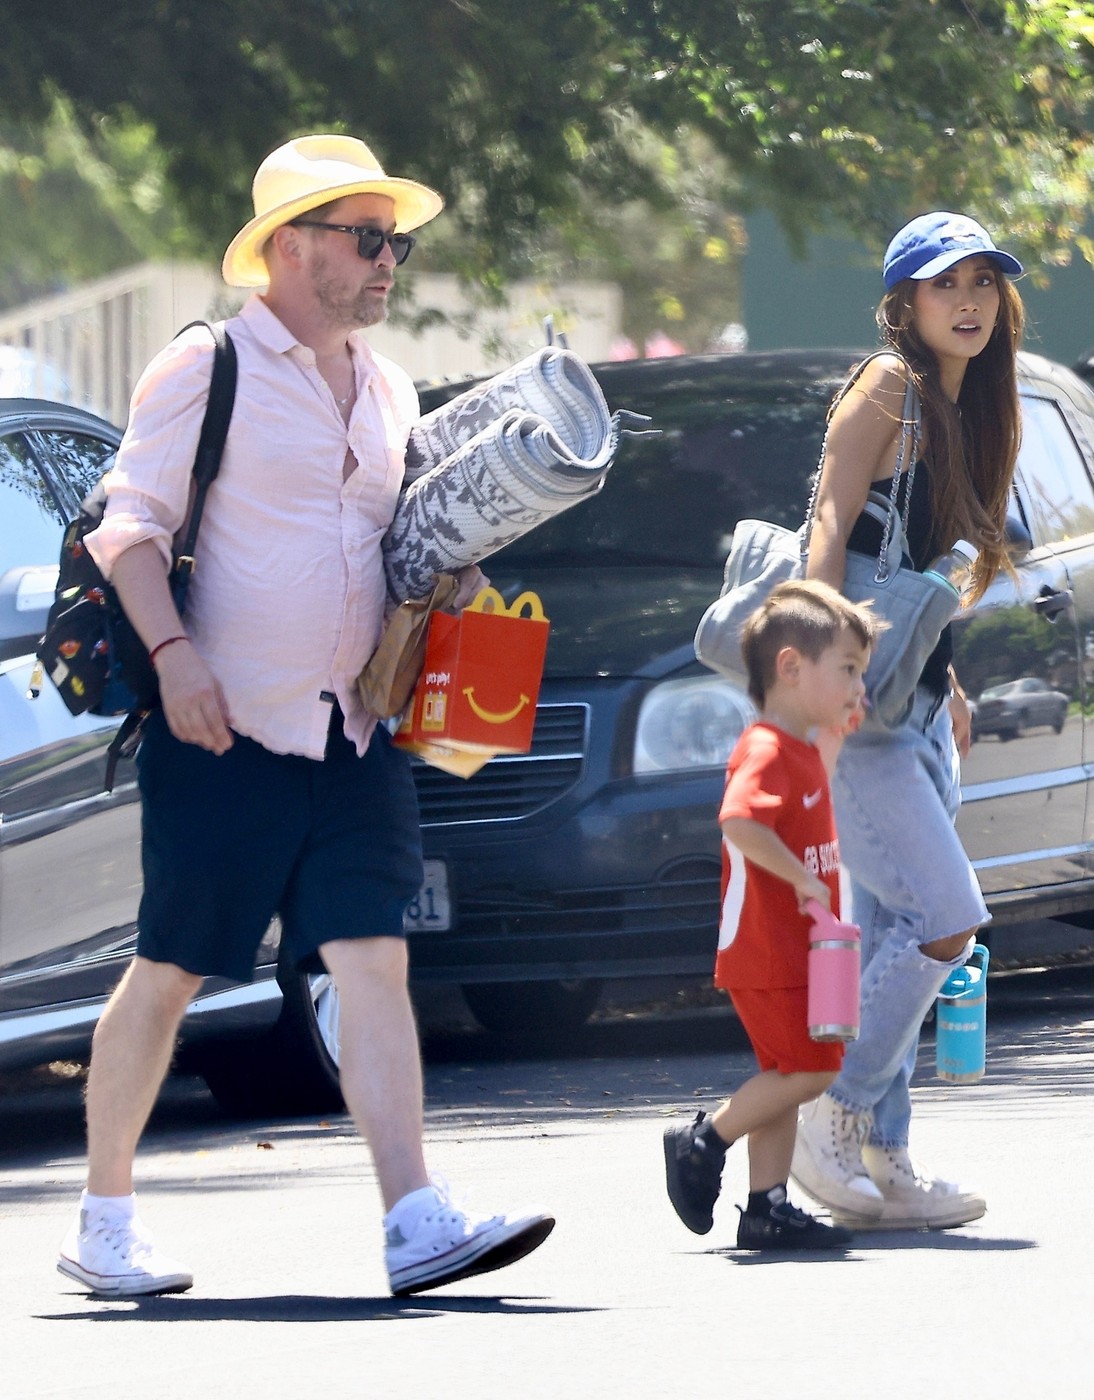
[185,320,239,491]
[171,321,237,610]
[104,707,148,793]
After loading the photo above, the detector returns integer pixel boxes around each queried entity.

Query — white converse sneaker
[385,1183,554,1297]
[58,1200,193,1296]
[859,1145,986,1229]
[791,1093,885,1217]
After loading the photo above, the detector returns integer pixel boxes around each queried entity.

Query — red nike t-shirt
[715,721,841,990]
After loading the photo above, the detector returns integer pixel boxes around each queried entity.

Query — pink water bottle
[804,899,861,1042]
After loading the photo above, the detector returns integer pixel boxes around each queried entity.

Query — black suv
[408,348,1094,1036]
[5,348,1094,1111]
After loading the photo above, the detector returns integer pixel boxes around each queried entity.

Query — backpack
[36,321,237,781]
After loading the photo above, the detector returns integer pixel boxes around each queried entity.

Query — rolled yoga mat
[385,346,637,600]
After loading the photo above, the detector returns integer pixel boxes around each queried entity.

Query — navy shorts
[135,710,423,982]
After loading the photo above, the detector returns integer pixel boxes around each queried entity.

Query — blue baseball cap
[883,212,1023,290]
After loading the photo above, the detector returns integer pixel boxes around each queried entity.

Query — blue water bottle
[935,943,990,1082]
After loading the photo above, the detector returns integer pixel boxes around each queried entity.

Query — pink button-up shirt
[85,295,418,759]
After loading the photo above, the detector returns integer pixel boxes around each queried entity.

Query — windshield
[486,370,836,571]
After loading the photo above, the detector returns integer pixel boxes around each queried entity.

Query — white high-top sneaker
[58,1197,193,1297]
[385,1182,554,1297]
[861,1145,986,1229]
[791,1093,885,1218]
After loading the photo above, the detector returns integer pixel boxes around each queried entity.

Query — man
[57,133,554,1299]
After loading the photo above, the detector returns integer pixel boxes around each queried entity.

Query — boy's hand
[795,874,831,914]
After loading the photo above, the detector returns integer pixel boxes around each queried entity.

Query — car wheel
[196,954,345,1118]
[1054,710,1066,734]
[461,979,603,1041]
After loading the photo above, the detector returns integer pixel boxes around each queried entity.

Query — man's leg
[85,956,202,1195]
[317,937,428,1210]
[319,934,554,1296]
[58,956,200,1296]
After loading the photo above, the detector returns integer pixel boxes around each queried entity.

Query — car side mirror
[1005,512,1033,562]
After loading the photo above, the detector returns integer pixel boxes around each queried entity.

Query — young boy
[664,579,882,1249]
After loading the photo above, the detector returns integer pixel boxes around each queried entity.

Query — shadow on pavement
[711,1232,1038,1266]
[38,1293,603,1323]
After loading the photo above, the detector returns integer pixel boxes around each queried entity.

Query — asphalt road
[2,965,1093,1400]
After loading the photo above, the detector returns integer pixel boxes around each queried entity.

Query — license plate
[404,860,451,932]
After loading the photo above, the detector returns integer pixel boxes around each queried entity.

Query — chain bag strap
[816,357,963,730]
[801,351,922,580]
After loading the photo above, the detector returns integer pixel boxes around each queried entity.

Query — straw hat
[221,133,444,287]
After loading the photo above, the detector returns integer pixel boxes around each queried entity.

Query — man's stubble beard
[312,258,389,331]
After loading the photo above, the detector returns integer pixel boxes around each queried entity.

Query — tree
[511,124,750,354]
[1,1,1092,289]
[0,96,203,311]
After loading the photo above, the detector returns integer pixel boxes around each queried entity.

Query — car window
[32,428,117,514]
[1016,395,1094,545]
[0,431,66,566]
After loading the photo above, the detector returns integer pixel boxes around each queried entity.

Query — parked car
[0,398,338,1117]
[971,676,1069,741]
[6,345,1094,1110]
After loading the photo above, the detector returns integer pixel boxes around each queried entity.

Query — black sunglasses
[291,219,417,266]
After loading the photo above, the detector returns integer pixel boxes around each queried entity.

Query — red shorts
[727,986,845,1073]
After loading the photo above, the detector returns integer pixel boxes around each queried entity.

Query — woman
[793,211,1025,1229]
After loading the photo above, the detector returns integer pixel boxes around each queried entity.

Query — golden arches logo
[466,588,547,621]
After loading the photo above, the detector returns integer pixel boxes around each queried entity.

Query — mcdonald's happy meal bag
[393,587,550,776]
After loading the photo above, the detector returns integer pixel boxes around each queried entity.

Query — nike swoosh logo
[803,789,823,809]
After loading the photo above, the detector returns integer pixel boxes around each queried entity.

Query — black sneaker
[663,1111,726,1234]
[737,1197,854,1251]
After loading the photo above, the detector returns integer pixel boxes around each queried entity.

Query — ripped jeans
[828,687,987,1149]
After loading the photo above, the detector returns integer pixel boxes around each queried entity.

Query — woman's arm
[806,356,908,589]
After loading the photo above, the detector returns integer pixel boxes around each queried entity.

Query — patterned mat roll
[385,347,643,601]
[385,408,614,601]
[402,346,615,486]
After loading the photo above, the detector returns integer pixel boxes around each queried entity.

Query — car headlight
[633,673,756,774]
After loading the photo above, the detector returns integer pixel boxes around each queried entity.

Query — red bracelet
[148,635,190,668]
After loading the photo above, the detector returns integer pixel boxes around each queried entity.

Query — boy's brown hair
[740,579,884,706]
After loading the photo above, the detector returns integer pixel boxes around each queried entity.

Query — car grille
[411,703,588,825]
[457,862,721,939]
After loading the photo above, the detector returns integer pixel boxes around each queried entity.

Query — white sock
[81,1190,136,1222]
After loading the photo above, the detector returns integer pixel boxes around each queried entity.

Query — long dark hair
[875,271,1024,600]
